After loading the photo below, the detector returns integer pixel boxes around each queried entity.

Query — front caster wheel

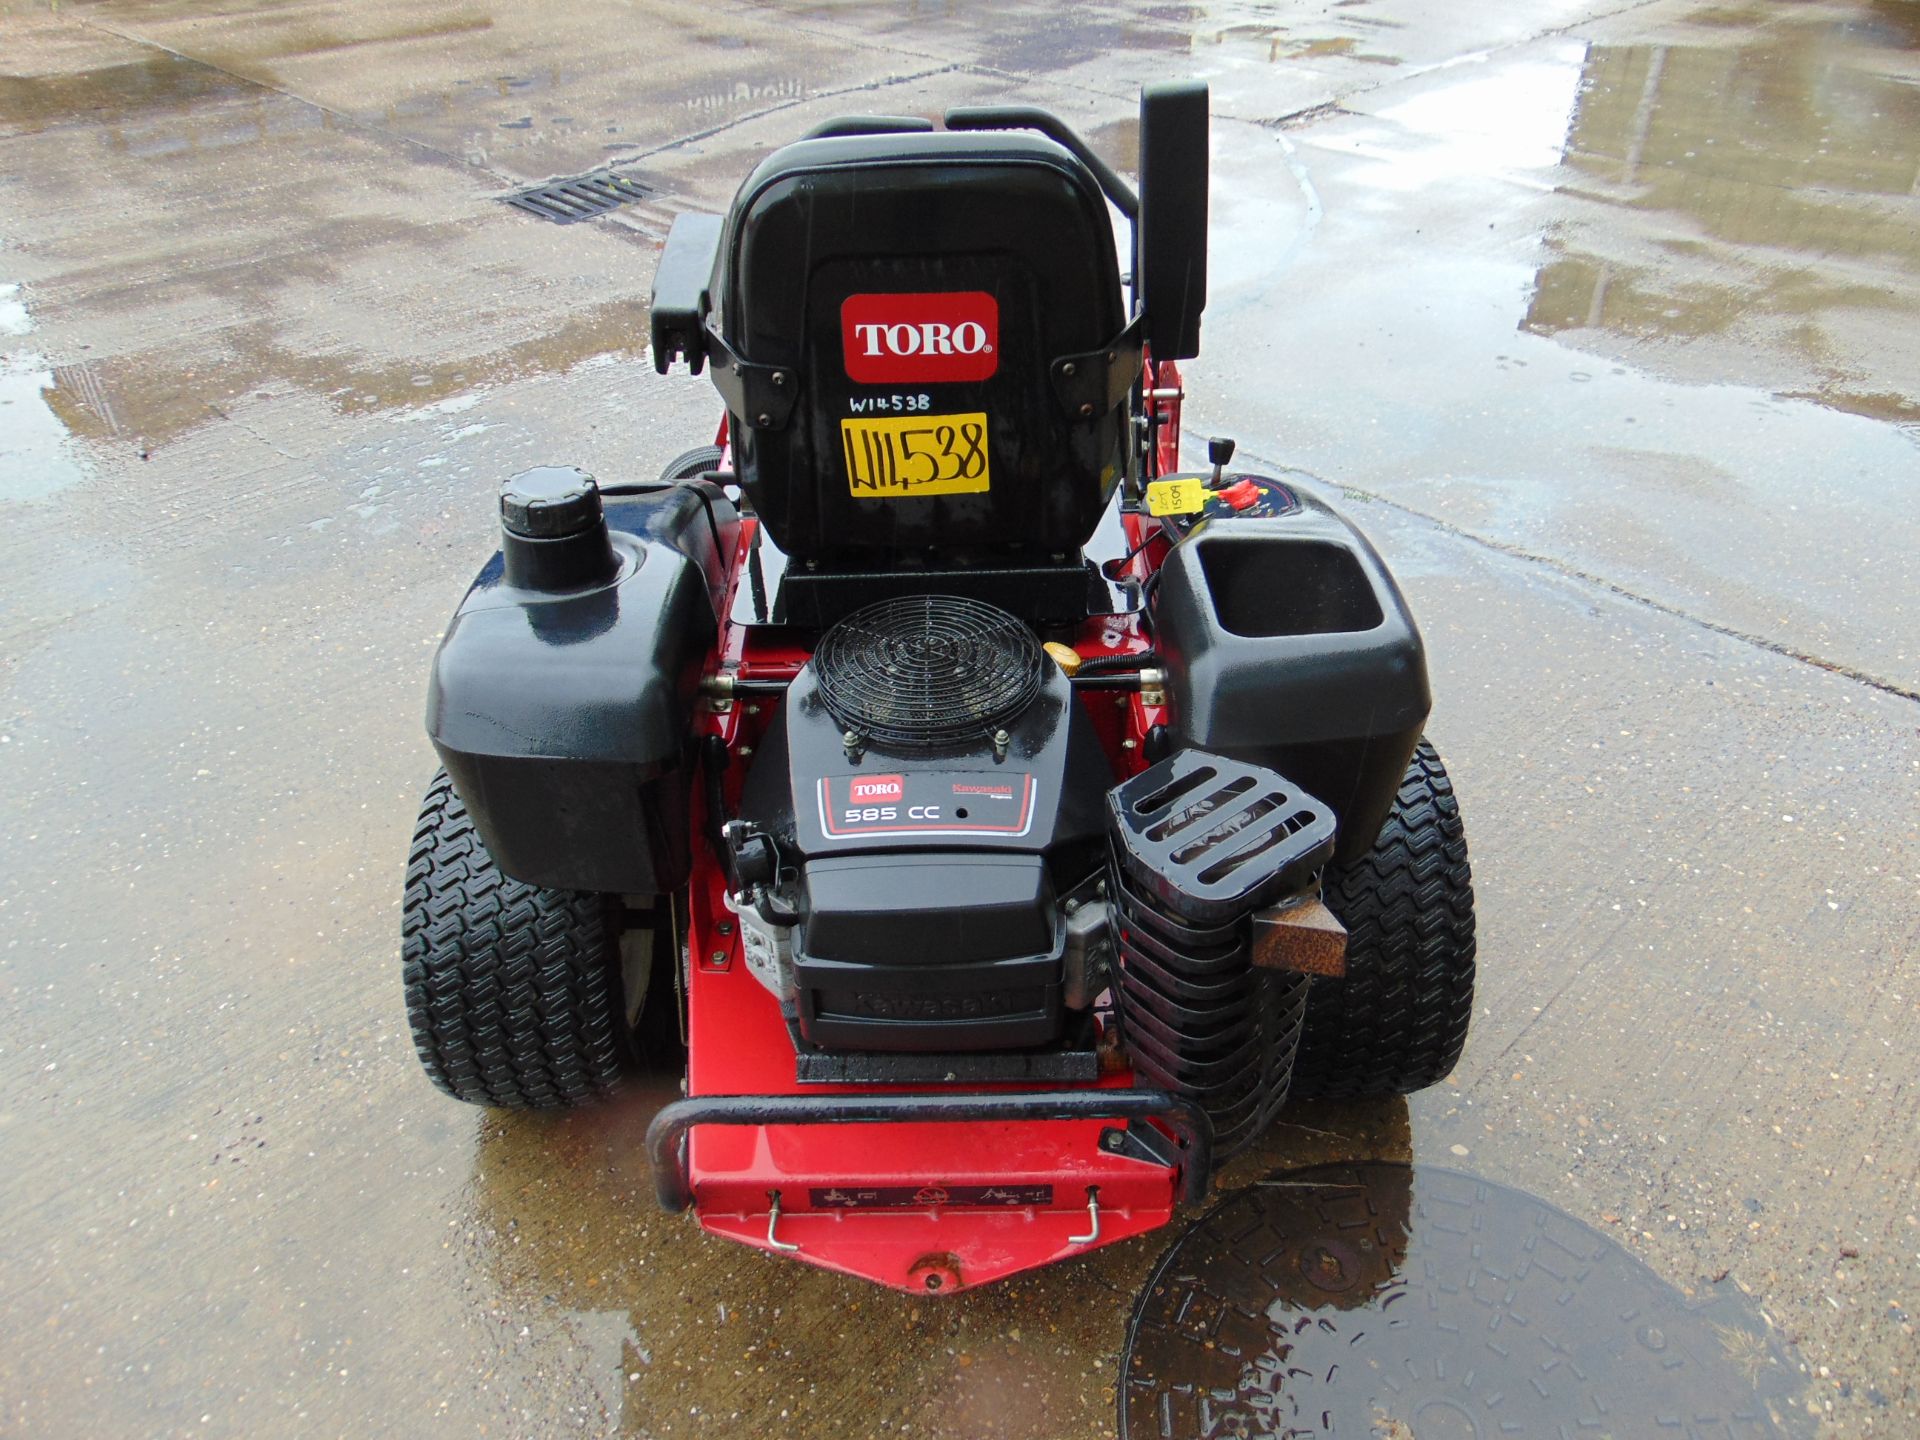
[401,771,644,1108]
[658,444,726,481]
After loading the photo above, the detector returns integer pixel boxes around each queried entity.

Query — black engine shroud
[736,629,1113,1051]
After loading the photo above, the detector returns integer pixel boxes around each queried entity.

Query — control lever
[1207,436,1236,488]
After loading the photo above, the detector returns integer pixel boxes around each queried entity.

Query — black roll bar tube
[942,105,1140,219]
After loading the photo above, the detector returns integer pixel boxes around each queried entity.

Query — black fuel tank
[427,484,736,895]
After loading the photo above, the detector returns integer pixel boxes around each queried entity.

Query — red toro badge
[841,292,999,384]
[847,774,905,804]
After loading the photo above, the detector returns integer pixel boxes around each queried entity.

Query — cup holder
[1150,495,1430,863]
[1197,537,1384,638]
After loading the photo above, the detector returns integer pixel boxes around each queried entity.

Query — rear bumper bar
[646,1087,1214,1212]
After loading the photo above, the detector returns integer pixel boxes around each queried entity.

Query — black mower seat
[708,128,1132,565]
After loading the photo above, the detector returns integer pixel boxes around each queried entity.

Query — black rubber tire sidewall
[1290,739,1477,1100]
[401,771,631,1108]
[659,444,726,482]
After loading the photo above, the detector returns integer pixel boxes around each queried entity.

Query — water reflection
[1195,22,1400,66]
[0,354,91,502]
[28,301,647,454]
[0,53,260,132]
[1525,7,1920,423]
[1122,1163,1812,1438]
[0,282,91,502]
[468,1086,1416,1436]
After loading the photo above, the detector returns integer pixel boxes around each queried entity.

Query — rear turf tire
[659,445,726,482]
[402,771,633,1108]
[1290,739,1477,1100]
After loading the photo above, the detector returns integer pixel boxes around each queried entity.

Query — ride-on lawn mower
[403,83,1475,1294]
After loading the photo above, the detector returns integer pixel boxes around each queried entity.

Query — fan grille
[813,595,1045,751]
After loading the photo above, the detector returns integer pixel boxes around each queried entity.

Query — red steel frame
[674,367,1187,1293]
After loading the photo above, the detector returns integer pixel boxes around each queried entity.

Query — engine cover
[735,655,1113,1052]
[797,851,1063,1049]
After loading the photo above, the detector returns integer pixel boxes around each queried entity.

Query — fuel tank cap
[498,465,618,591]
[501,465,605,539]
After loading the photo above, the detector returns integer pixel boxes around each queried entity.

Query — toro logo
[841,292,999,384]
[848,774,905,803]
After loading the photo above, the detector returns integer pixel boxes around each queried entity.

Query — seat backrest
[714,130,1128,566]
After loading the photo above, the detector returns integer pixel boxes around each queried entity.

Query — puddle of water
[0,53,257,134]
[1196,22,1401,67]
[1121,1163,1813,1439]
[0,282,90,503]
[202,9,498,73]
[1321,45,1587,192]
[1523,8,1920,422]
[25,298,649,457]
[0,282,30,338]
[0,50,343,161]
[0,354,91,503]
[1198,7,1920,686]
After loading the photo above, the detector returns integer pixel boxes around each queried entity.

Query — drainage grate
[504,171,651,224]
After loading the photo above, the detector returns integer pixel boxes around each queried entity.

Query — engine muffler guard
[653,866,1213,1295]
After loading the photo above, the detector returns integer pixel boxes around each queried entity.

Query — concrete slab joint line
[67,14,517,185]
[609,63,968,166]
[1258,453,1920,706]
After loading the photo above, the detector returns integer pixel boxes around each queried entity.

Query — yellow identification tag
[1146,477,1208,516]
[841,412,990,498]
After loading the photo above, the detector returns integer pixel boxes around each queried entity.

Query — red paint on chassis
[672,366,1185,1293]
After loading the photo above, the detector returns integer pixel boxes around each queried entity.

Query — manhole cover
[1122,1163,1809,1439]
[504,171,651,224]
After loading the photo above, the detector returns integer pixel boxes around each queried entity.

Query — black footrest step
[1107,750,1335,927]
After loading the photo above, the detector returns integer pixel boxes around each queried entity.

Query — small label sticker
[841,412,990,498]
[818,772,1035,837]
[809,1184,1054,1209]
[1146,477,1208,516]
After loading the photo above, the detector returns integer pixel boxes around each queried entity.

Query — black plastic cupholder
[1150,495,1432,862]
[1197,537,1382,638]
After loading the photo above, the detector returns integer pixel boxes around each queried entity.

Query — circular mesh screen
[813,595,1045,751]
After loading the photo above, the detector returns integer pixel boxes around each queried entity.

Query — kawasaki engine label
[817,771,1035,838]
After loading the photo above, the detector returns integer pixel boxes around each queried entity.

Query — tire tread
[401,772,626,1108]
[1291,740,1477,1099]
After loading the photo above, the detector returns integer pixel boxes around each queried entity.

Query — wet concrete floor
[1123,1163,1811,1436]
[1,0,1916,1435]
